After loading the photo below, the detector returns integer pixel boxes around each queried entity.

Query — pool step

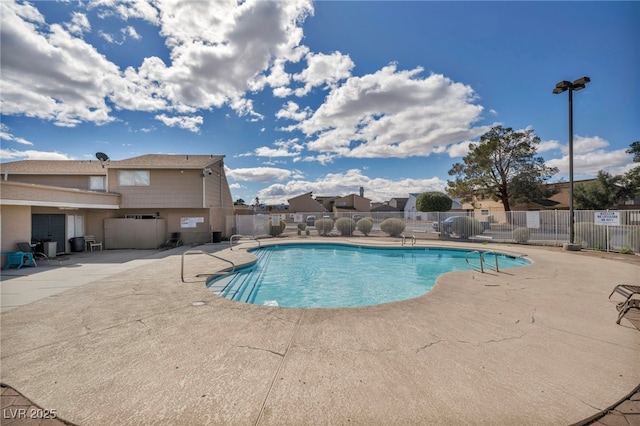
[209,249,272,303]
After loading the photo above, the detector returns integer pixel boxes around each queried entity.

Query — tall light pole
[553,76,590,247]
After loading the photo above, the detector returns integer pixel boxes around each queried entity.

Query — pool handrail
[465,250,484,273]
[480,251,500,272]
[181,249,235,283]
[229,234,262,251]
[401,234,416,246]
[465,250,504,273]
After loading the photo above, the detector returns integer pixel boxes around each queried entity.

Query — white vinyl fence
[226,209,640,254]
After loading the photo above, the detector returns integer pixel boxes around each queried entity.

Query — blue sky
[1,0,638,205]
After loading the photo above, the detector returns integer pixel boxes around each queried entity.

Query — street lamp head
[553,80,571,94]
[573,76,590,86]
[571,76,590,91]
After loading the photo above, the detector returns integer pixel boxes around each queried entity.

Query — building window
[89,176,105,190]
[118,170,150,186]
[481,209,489,216]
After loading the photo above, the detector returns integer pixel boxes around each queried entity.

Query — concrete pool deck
[1,238,639,425]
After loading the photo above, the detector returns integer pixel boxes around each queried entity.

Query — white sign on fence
[526,211,540,229]
[594,211,620,226]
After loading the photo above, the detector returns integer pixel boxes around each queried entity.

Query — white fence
[226,209,640,254]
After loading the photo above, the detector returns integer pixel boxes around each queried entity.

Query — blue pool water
[207,244,530,308]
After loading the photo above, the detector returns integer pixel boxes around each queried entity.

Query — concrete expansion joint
[254,311,306,425]
[236,345,285,357]
[416,338,444,352]
[457,332,528,346]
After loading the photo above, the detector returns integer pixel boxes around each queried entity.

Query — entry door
[32,214,66,254]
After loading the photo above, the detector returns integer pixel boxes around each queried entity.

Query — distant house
[313,195,339,212]
[371,203,402,214]
[331,194,371,214]
[389,197,408,211]
[287,192,328,212]
[0,154,234,257]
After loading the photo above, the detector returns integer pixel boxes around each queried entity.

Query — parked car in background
[433,216,490,235]
[306,215,316,226]
[432,216,466,234]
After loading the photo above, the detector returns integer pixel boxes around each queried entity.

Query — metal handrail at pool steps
[464,250,501,273]
[181,249,236,283]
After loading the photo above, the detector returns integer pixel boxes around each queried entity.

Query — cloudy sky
[1,0,638,204]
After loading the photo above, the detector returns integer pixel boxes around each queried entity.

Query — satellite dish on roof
[95,152,110,168]
[96,152,109,162]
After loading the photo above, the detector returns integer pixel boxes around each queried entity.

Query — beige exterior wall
[288,193,328,213]
[5,174,100,190]
[110,169,204,208]
[163,209,210,245]
[104,218,167,249]
[203,161,234,235]
[0,181,120,208]
[332,194,371,212]
[0,205,31,255]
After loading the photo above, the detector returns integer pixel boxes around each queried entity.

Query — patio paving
[1,238,639,425]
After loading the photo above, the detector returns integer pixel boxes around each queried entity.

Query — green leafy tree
[447,125,558,211]
[623,141,640,198]
[416,192,452,212]
[579,141,640,209]
[234,198,246,205]
[627,141,640,162]
[574,171,627,210]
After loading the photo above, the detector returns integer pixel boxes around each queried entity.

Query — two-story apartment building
[0,154,234,257]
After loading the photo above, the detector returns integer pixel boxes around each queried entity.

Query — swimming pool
[207,243,530,308]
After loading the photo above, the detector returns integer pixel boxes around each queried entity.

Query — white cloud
[98,30,117,44]
[119,0,314,115]
[283,64,487,160]
[0,124,33,146]
[122,25,140,40]
[254,168,447,204]
[90,0,160,25]
[276,101,310,121]
[566,135,609,155]
[0,148,74,161]
[446,141,474,158]
[65,12,91,35]
[538,139,562,153]
[292,51,354,96]
[1,0,314,126]
[544,135,634,177]
[0,1,120,126]
[225,166,292,183]
[154,114,203,132]
[546,149,632,177]
[239,138,305,159]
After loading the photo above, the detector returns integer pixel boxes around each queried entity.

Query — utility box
[44,241,57,258]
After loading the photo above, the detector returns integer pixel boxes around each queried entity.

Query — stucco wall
[0,205,32,268]
[110,169,203,209]
[0,181,119,207]
[5,174,98,190]
[203,161,234,234]
[0,205,31,253]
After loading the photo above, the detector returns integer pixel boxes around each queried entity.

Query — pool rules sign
[594,211,620,226]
